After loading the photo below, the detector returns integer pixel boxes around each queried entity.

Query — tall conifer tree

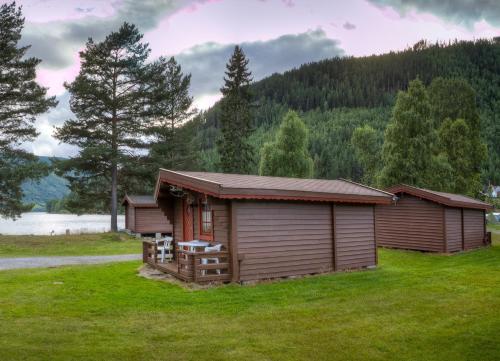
[55,23,153,231]
[147,56,195,173]
[0,2,57,218]
[217,46,253,174]
[378,79,435,188]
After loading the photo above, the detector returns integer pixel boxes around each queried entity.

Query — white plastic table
[177,240,210,252]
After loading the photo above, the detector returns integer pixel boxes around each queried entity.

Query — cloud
[368,0,500,27]
[22,92,79,157]
[281,0,295,8]
[176,29,345,97]
[20,0,199,69]
[343,21,356,30]
[75,7,94,14]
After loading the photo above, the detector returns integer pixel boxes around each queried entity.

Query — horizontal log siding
[334,205,376,270]
[135,207,173,234]
[212,198,230,249]
[463,209,485,250]
[445,208,462,252]
[173,198,183,242]
[126,205,135,232]
[236,201,333,281]
[375,194,444,252]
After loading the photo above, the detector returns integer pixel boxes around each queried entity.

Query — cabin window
[199,198,213,239]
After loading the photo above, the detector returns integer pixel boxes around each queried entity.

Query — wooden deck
[143,240,232,284]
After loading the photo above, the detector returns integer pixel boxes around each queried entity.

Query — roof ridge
[340,178,395,197]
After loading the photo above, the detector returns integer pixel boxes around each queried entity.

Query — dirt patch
[136,264,216,290]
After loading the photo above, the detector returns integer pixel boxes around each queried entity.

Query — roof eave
[388,184,493,210]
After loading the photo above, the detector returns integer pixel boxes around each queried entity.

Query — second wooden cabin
[123,195,173,236]
[376,184,492,253]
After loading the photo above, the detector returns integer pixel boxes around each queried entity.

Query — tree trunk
[111,160,118,232]
[111,114,118,232]
[111,67,118,232]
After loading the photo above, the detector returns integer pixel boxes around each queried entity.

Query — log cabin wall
[375,194,444,252]
[234,200,334,281]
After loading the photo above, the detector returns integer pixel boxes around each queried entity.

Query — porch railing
[177,250,231,283]
[143,240,157,264]
[142,240,231,283]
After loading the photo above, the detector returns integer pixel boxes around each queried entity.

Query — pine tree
[55,23,154,231]
[147,56,196,173]
[378,79,435,188]
[0,2,57,219]
[259,110,313,178]
[217,46,254,174]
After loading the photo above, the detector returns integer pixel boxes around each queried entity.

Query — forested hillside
[22,157,69,211]
[194,39,500,184]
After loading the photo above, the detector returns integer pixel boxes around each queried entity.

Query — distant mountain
[22,156,70,211]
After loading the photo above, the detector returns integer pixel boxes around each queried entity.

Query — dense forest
[192,39,500,185]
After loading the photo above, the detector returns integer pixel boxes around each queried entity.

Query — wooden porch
[142,240,232,284]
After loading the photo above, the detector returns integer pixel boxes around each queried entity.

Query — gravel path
[0,254,141,271]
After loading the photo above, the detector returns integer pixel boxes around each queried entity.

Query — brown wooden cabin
[142,169,394,284]
[122,195,173,236]
[376,184,492,253]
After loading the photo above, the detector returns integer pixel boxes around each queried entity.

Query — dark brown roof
[155,169,394,204]
[122,195,157,207]
[387,184,492,210]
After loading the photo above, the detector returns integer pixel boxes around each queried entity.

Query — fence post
[192,254,197,282]
[142,242,148,263]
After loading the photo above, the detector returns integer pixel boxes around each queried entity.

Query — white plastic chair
[201,244,223,275]
[156,236,173,263]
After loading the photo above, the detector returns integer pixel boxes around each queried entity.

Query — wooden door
[182,199,194,241]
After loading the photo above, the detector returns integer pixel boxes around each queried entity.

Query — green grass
[489,222,500,232]
[0,233,141,257]
[0,233,498,360]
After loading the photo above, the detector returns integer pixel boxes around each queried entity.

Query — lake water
[0,213,125,235]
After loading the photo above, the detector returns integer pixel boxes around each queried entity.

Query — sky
[5,0,500,157]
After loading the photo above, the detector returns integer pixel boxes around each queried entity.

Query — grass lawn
[0,234,498,360]
[489,222,500,232]
[0,233,141,257]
